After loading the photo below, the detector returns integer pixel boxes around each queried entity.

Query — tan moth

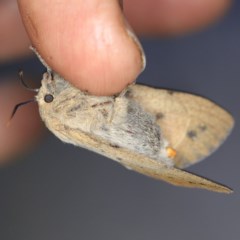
[15,47,234,193]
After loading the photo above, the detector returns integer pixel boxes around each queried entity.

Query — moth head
[36,72,54,106]
[8,70,69,124]
[36,71,69,106]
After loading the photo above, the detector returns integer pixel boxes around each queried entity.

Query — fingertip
[18,0,144,95]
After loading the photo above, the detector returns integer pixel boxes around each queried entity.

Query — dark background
[0,2,240,240]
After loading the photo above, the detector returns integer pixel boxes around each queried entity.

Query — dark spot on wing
[110,144,120,148]
[167,90,174,95]
[116,157,122,161]
[187,130,197,140]
[198,124,207,132]
[156,112,164,120]
[125,89,133,98]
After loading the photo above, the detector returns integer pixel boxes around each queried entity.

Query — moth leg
[117,82,136,98]
[108,96,126,123]
[108,84,135,123]
[107,101,117,123]
[117,88,128,98]
[91,100,115,123]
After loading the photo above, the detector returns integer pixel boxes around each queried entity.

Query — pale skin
[0,0,231,163]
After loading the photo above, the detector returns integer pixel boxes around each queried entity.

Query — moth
[16,47,234,193]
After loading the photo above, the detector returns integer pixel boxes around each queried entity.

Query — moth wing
[128,84,234,168]
[56,125,231,193]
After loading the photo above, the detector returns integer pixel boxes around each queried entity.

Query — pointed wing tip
[210,182,233,194]
[218,186,233,194]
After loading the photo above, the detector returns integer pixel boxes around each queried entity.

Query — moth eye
[44,94,54,103]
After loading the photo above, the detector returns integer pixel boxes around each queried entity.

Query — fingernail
[124,18,146,72]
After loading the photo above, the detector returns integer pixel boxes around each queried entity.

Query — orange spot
[166,147,177,159]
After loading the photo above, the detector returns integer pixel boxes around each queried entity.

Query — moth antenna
[7,99,36,127]
[19,70,39,92]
